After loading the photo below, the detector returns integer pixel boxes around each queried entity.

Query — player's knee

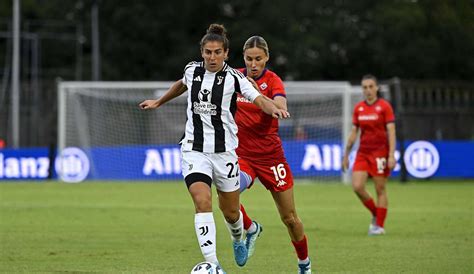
[375,184,386,195]
[193,194,212,212]
[352,183,364,194]
[222,207,240,223]
[281,213,301,229]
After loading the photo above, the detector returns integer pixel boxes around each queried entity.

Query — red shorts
[238,157,294,192]
[353,150,390,177]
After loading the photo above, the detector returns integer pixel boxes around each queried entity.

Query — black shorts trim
[185,173,212,189]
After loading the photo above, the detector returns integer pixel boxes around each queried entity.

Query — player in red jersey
[342,74,396,236]
[236,36,312,274]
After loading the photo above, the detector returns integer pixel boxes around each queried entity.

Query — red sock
[363,198,377,216]
[240,204,253,230]
[376,207,387,227]
[291,235,309,260]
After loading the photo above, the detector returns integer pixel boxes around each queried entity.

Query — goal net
[57,81,382,183]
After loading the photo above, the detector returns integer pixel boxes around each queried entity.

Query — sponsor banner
[1,141,473,181]
[0,148,51,179]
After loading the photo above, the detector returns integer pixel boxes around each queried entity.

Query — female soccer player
[139,25,289,271]
[342,74,396,235]
[235,36,312,274]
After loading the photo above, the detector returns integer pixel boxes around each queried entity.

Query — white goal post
[57,81,387,183]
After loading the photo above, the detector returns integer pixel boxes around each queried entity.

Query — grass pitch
[0,180,472,273]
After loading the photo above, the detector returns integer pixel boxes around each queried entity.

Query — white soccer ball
[190,262,224,274]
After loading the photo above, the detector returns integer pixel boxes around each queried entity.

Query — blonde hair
[243,36,269,57]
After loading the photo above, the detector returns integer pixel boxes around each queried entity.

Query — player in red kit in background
[342,74,397,236]
[235,36,312,274]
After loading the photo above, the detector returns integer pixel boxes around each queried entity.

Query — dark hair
[362,74,381,97]
[243,36,269,57]
[200,24,229,51]
[362,74,378,85]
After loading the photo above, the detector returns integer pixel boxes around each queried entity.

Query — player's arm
[342,125,359,171]
[139,80,187,110]
[253,95,290,119]
[386,122,396,169]
[272,96,288,111]
[246,76,288,111]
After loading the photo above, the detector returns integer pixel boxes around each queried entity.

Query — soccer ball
[190,262,224,274]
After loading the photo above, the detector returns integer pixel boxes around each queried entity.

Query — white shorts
[181,148,240,192]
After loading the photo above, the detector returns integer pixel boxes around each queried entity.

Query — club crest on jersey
[358,106,364,111]
[259,82,268,90]
[217,76,224,85]
[375,105,382,112]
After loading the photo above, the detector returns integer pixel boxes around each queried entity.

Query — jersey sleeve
[239,74,261,103]
[182,61,198,85]
[352,105,359,127]
[384,101,395,124]
[270,75,286,98]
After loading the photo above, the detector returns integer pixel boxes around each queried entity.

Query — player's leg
[213,150,248,267]
[182,151,219,265]
[371,176,388,235]
[271,188,311,273]
[352,171,377,215]
[238,158,255,193]
[237,158,257,237]
[352,153,378,220]
[237,158,262,259]
[367,151,389,235]
[258,160,311,273]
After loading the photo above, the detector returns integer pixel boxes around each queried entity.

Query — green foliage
[0,0,473,80]
[0,181,472,273]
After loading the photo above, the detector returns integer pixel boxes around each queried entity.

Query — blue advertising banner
[0,148,51,180]
[1,141,473,181]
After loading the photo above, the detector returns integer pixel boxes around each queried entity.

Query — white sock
[225,211,244,242]
[195,212,218,264]
[247,222,257,234]
[298,257,310,264]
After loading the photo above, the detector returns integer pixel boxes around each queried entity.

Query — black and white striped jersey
[181,61,261,153]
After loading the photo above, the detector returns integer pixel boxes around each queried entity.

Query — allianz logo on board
[404,141,440,178]
[301,141,440,178]
[301,144,342,171]
[55,147,90,183]
[143,149,181,175]
[0,154,50,179]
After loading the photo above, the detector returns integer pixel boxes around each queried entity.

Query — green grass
[0,180,473,273]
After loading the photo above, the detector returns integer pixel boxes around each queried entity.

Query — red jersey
[353,98,395,153]
[235,68,286,160]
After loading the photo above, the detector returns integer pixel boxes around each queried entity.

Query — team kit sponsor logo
[193,89,218,115]
[358,114,379,121]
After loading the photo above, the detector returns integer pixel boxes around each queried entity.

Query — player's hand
[387,155,396,170]
[139,100,159,110]
[342,155,349,172]
[272,109,290,119]
[246,76,260,92]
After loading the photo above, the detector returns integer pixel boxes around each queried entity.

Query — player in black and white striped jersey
[139,24,289,271]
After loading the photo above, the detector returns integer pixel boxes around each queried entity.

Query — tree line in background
[0,0,473,82]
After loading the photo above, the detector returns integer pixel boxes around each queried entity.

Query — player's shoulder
[354,100,366,109]
[377,98,393,109]
[183,61,203,72]
[260,69,281,83]
[226,65,246,79]
[264,69,281,79]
